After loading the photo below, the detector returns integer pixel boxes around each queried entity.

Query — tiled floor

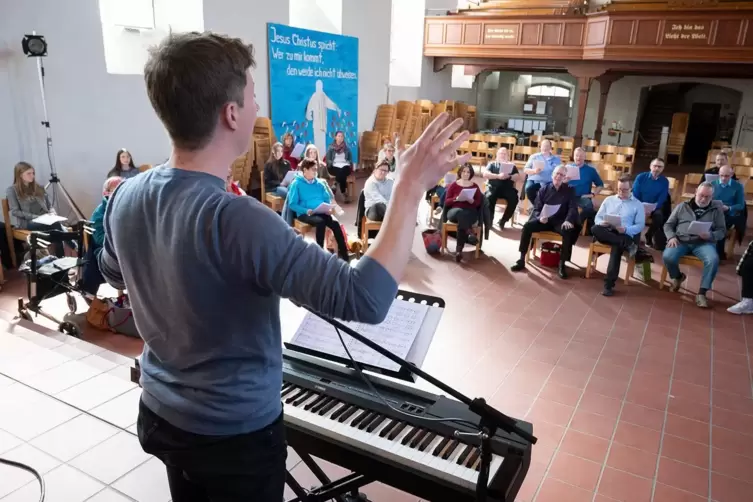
[0,197,752,501]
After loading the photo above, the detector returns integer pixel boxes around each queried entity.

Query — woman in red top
[444,163,482,261]
[281,133,300,171]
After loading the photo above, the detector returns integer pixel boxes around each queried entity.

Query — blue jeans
[662,242,719,292]
[273,186,288,197]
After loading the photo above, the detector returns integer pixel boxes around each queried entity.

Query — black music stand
[283,290,537,502]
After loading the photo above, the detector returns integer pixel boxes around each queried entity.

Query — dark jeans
[137,400,287,502]
[26,221,66,257]
[327,164,352,195]
[591,225,639,287]
[524,181,542,205]
[366,202,387,222]
[486,188,518,224]
[518,218,579,263]
[297,213,349,260]
[739,251,753,298]
[447,207,478,252]
[646,208,667,251]
[81,245,104,295]
[717,213,741,258]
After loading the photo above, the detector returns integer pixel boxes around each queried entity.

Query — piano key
[401,427,421,446]
[337,406,358,423]
[304,395,327,411]
[318,399,339,416]
[417,432,436,452]
[284,388,305,403]
[466,448,481,468]
[357,413,380,431]
[365,415,386,433]
[310,396,333,414]
[330,403,350,421]
[387,422,407,440]
[378,420,398,438]
[433,437,450,456]
[292,391,315,407]
[409,429,428,449]
[457,444,473,465]
[442,439,460,460]
[350,410,371,428]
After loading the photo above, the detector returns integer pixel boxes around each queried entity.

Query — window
[99,0,204,75]
[451,65,474,89]
[526,85,571,98]
[289,0,343,34]
[388,0,426,87]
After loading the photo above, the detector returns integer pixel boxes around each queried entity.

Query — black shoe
[498,219,507,229]
[455,252,462,263]
[467,234,478,246]
[511,259,526,272]
[558,263,568,279]
[602,286,614,297]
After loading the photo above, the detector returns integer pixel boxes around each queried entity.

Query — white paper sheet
[604,214,623,227]
[281,170,298,186]
[642,202,657,213]
[507,119,515,129]
[523,103,533,112]
[291,143,305,158]
[566,165,580,180]
[290,300,430,372]
[498,162,514,175]
[32,214,67,226]
[540,204,561,219]
[536,101,547,115]
[313,202,333,214]
[705,174,719,183]
[456,188,477,203]
[687,221,712,235]
[523,120,533,133]
[533,160,545,173]
[512,119,524,131]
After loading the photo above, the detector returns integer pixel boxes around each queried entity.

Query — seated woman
[364,159,394,222]
[281,133,300,171]
[304,144,329,181]
[287,160,349,260]
[82,176,124,295]
[325,131,353,203]
[107,148,140,179]
[377,143,397,173]
[264,142,293,197]
[6,161,70,257]
[444,164,482,262]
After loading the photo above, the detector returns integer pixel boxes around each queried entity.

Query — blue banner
[267,23,359,164]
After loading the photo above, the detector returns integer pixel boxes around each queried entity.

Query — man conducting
[98,32,471,501]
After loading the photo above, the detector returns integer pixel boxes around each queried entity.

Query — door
[685,103,721,165]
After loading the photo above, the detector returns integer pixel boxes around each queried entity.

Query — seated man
[523,139,560,203]
[566,147,603,234]
[633,157,670,250]
[663,182,726,308]
[711,165,744,259]
[592,176,643,297]
[511,165,579,279]
[483,147,520,230]
[363,159,394,221]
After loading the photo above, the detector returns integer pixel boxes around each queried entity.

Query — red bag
[422,229,442,255]
[540,241,561,267]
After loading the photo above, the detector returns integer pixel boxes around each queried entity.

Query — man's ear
[223,102,240,131]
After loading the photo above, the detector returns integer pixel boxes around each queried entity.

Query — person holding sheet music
[592,176,643,297]
[444,164,483,262]
[711,165,745,259]
[325,131,353,203]
[6,161,70,257]
[511,165,580,279]
[662,182,726,308]
[263,142,293,197]
[632,158,670,251]
[364,159,394,222]
[566,147,603,235]
[483,147,519,230]
[281,133,300,171]
[288,160,349,260]
[523,139,560,204]
[705,151,737,180]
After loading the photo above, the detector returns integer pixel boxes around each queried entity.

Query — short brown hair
[144,32,256,151]
[618,175,632,184]
[299,159,318,171]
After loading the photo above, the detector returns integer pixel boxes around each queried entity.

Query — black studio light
[22,34,48,57]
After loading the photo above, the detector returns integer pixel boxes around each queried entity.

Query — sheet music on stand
[285,290,445,381]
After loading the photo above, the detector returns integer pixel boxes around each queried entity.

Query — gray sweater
[99,166,398,436]
[5,185,52,229]
[364,176,394,210]
[664,199,726,244]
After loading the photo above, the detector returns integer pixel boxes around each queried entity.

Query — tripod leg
[286,470,310,501]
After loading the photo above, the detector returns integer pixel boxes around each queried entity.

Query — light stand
[303,306,537,502]
[22,33,85,221]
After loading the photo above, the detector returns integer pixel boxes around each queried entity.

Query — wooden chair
[2,198,31,268]
[347,174,356,200]
[585,241,636,285]
[585,152,602,164]
[526,231,562,263]
[258,164,284,212]
[138,164,153,173]
[441,222,481,259]
[659,255,704,290]
[360,217,382,252]
[679,173,703,202]
[582,139,599,152]
[293,219,312,235]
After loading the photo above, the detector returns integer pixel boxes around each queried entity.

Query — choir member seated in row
[82,176,125,295]
[287,160,349,261]
[632,158,670,251]
[107,148,140,180]
[567,147,603,234]
[711,165,745,260]
[511,165,580,279]
[281,133,300,171]
[443,164,482,262]
[363,159,394,222]
[592,176,643,297]
[663,182,726,309]
[325,131,353,203]
[523,139,560,204]
[705,151,736,180]
[377,142,397,174]
[304,144,331,185]
[483,147,519,230]
[264,142,293,197]
[729,240,753,315]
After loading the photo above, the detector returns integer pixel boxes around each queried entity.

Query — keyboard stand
[286,446,372,502]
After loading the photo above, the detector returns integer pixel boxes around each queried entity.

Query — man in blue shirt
[712,165,745,259]
[566,147,603,234]
[523,139,560,204]
[632,157,670,250]
[592,176,644,297]
[99,32,471,502]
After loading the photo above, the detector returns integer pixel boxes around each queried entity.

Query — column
[567,64,608,146]
[594,75,623,144]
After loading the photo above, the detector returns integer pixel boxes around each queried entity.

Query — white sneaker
[727,298,753,315]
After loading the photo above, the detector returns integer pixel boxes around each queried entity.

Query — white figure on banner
[306,79,340,155]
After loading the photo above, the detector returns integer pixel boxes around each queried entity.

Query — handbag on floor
[86,296,140,338]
